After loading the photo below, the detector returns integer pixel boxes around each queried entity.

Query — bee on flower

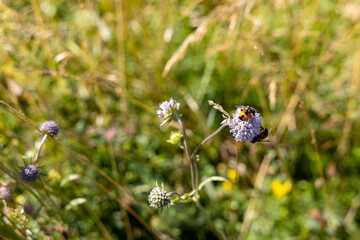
[229,105,269,143]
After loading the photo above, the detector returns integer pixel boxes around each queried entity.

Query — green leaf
[65,198,87,211]
[60,174,82,187]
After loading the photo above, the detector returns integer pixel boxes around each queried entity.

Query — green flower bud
[167,131,183,145]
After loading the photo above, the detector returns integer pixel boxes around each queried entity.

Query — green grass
[1,0,360,239]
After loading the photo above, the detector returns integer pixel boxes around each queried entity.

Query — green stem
[34,135,47,164]
[174,114,199,198]
[168,191,182,200]
[190,123,228,159]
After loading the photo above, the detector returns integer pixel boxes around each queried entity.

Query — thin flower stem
[174,114,199,198]
[34,135,47,164]
[168,191,182,199]
[191,122,229,159]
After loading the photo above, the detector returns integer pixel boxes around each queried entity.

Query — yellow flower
[271,180,292,198]
[227,169,238,181]
[48,169,61,184]
[222,181,233,191]
[15,195,26,205]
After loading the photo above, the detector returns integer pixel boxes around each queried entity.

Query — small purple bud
[23,203,34,215]
[157,98,180,126]
[40,121,59,137]
[21,165,40,183]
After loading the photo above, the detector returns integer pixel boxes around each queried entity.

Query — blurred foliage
[1,0,360,239]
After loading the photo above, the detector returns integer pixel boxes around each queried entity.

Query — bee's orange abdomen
[239,111,249,121]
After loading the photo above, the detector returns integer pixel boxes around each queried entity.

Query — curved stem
[168,191,182,199]
[190,123,228,159]
[174,114,198,198]
[34,135,47,164]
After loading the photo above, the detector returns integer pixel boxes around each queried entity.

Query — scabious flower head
[157,98,180,126]
[0,186,13,200]
[148,185,172,209]
[40,121,59,137]
[21,165,40,183]
[229,106,262,143]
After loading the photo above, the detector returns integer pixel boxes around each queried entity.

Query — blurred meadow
[1,0,360,239]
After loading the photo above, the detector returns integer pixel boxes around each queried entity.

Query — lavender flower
[21,165,40,183]
[229,106,262,143]
[40,121,59,137]
[0,186,13,200]
[148,185,172,209]
[157,98,180,126]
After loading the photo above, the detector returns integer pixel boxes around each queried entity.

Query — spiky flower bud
[0,186,13,200]
[40,121,59,137]
[229,106,262,143]
[148,185,172,209]
[157,98,180,126]
[21,165,40,183]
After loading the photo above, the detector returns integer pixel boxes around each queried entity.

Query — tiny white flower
[157,98,180,126]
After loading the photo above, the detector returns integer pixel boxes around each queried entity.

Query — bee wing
[248,107,257,113]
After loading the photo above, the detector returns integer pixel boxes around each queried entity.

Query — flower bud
[157,98,180,126]
[23,203,34,215]
[167,131,183,145]
[21,165,40,183]
[148,185,172,209]
[0,186,13,200]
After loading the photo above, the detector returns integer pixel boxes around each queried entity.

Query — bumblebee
[236,105,256,122]
[251,127,269,143]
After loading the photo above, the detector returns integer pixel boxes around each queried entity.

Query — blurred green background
[1,0,360,239]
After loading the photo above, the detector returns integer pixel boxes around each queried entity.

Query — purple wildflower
[40,121,59,137]
[21,165,40,183]
[157,98,180,126]
[229,106,262,143]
